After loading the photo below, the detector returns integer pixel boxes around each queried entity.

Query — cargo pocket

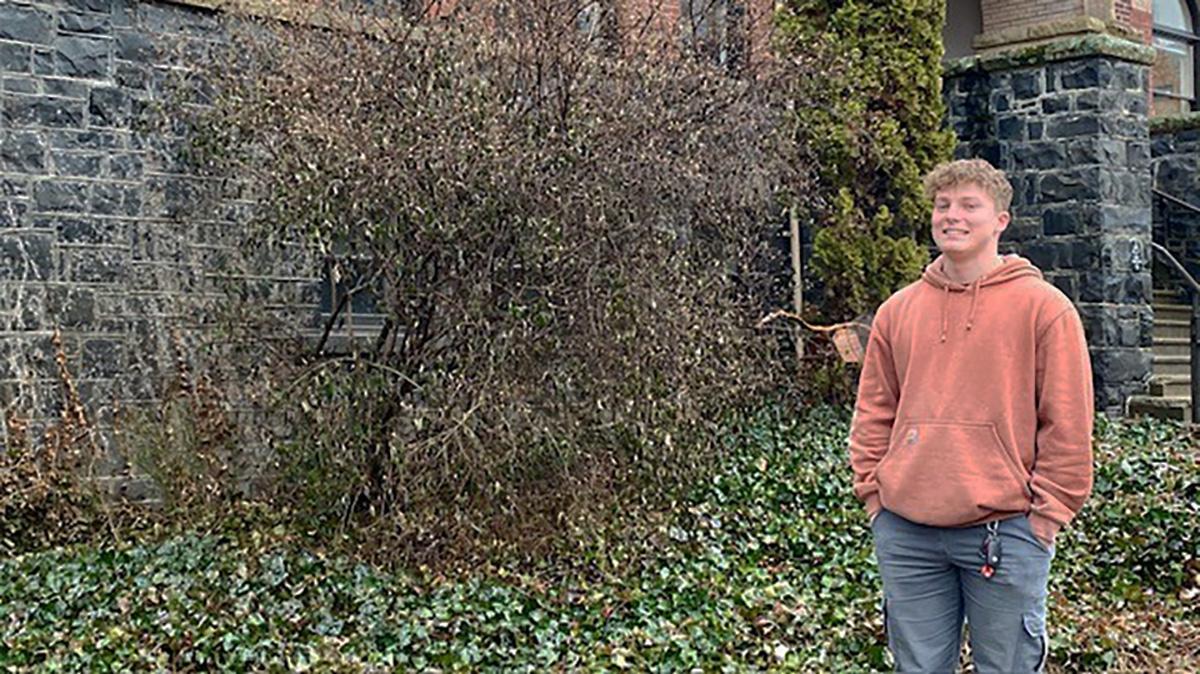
[1023,612,1048,673]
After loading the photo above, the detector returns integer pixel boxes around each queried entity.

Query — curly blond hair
[922,158,1013,213]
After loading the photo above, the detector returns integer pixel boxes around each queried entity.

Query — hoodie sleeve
[849,311,901,519]
[1029,306,1095,547]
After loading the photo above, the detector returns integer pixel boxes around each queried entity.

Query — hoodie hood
[921,254,1044,342]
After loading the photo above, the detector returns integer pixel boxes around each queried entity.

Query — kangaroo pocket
[876,419,1031,527]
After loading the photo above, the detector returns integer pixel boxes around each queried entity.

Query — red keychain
[979,521,1002,579]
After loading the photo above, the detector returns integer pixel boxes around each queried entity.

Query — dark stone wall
[946,52,1153,416]
[0,0,320,495]
[1152,125,1200,291]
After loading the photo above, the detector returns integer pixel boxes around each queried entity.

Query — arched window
[1153,0,1199,115]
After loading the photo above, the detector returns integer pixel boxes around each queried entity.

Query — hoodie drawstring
[940,279,982,343]
[925,255,1038,345]
[966,280,980,331]
[940,284,949,343]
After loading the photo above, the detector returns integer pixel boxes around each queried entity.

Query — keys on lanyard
[980,520,1002,579]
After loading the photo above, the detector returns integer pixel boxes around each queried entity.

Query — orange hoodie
[849,254,1094,547]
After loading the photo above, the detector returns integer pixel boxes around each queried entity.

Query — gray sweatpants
[872,509,1053,673]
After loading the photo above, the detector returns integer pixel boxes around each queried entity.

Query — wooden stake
[789,205,804,363]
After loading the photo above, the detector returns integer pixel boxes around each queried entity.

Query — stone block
[1107,115,1146,139]
[1090,347,1151,386]
[1011,142,1065,171]
[1012,71,1042,99]
[138,3,221,38]
[1152,135,1174,157]
[1022,174,1039,207]
[90,181,130,214]
[1042,205,1095,236]
[108,152,142,179]
[34,179,89,212]
[50,216,122,244]
[1002,216,1041,242]
[1039,169,1101,203]
[0,131,47,172]
[1114,62,1144,91]
[997,116,1025,141]
[2,97,86,128]
[1066,138,1125,165]
[1173,128,1200,143]
[1028,238,1097,270]
[1047,273,1079,300]
[1111,203,1155,232]
[1047,115,1101,138]
[64,246,127,283]
[1079,269,1151,304]
[1075,90,1100,111]
[1123,92,1148,115]
[1115,172,1150,207]
[114,61,148,90]
[1077,305,1117,347]
[0,232,53,281]
[42,79,88,99]
[88,86,129,127]
[0,176,30,198]
[120,185,140,216]
[0,199,29,227]
[1041,96,1070,114]
[66,0,115,12]
[114,30,156,63]
[1152,154,1198,193]
[59,12,112,35]
[1127,141,1150,168]
[32,49,53,76]
[54,35,112,79]
[970,140,1001,167]
[1056,59,1114,90]
[0,42,31,74]
[0,337,55,380]
[46,284,96,327]
[82,338,122,378]
[51,151,102,177]
[989,91,1010,113]
[47,129,121,150]
[1028,120,1044,140]
[2,76,38,94]
[0,5,54,44]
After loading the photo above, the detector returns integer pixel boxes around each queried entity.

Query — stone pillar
[945,36,1156,416]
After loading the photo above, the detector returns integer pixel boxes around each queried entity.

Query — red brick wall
[617,0,683,43]
[980,0,1085,34]
[616,0,776,69]
[1118,0,1153,43]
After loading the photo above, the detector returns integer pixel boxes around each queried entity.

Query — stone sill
[1150,113,1200,135]
[972,16,1143,52]
[945,34,1155,76]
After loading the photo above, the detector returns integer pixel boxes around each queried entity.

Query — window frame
[1153,0,1200,113]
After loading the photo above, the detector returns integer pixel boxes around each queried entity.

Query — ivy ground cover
[1,407,1196,671]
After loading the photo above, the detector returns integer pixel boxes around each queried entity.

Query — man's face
[930,183,1010,262]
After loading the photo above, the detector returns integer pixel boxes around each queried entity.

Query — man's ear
[996,210,1011,234]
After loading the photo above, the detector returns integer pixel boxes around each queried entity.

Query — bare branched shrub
[118,334,242,514]
[169,0,830,564]
[0,332,111,554]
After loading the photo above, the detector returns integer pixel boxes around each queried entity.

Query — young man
[849,159,1094,673]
